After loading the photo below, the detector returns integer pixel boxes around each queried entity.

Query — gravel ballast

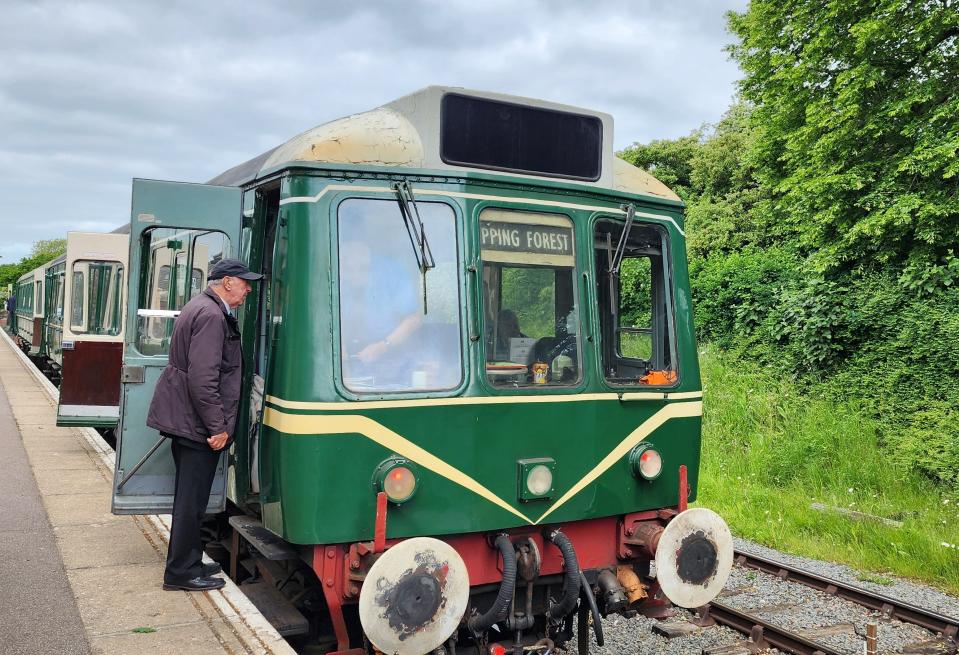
[561,537,959,654]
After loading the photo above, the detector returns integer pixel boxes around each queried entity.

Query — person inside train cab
[493,308,526,360]
[340,240,423,376]
[146,258,263,592]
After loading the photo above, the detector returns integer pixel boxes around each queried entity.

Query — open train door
[112,179,241,514]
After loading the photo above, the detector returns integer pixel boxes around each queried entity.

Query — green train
[111,87,732,654]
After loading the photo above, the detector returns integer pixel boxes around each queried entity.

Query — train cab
[112,87,732,654]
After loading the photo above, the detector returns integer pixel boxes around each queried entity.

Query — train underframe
[218,479,730,654]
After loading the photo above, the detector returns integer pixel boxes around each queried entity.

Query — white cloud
[0,0,747,261]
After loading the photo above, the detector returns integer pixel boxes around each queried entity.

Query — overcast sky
[0,0,746,263]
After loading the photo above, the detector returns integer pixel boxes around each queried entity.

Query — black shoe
[162,576,226,592]
[201,562,222,576]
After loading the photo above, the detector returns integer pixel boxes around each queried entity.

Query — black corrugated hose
[547,530,581,622]
[468,534,517,634]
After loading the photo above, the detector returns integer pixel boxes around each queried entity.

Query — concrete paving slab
[68,562,214,635]
[4,399,57,409]
[88,620,226,655]
[43,492,124,527]
[21,435,91,452]
[17,423,80,438]
[56,521,162,570]
[33,465,111,495]
[28,449,99,470]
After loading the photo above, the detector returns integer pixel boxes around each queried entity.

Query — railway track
[732,550,959,643]
[673,550,959,655]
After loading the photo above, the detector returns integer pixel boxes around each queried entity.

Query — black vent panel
[440,93,603,181]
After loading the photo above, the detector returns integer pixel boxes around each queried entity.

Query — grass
[695,345,959,595]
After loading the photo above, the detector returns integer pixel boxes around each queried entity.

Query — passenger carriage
[14,261,52,357]
[112,87,732,654]
[11,233,129,428]
[55,231,128,428]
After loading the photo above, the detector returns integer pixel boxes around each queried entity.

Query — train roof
[16,254,64,284]
[207,86,680,203]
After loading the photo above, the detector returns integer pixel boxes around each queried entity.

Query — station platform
[0,330,295,655]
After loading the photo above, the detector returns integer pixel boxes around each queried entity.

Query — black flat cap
[208,258,264,281]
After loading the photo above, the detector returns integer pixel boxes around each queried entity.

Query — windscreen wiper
[606,203,636,319]
[608,203,635,277]
[392,181,436,313]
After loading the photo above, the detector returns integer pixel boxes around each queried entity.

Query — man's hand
[207,431,229,451]
[357,339,389,364]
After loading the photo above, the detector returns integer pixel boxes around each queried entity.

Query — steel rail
[705,599,844,655]
[733,549,959,641]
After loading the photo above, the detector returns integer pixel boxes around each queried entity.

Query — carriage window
[480,209,580,387]
[136,228,230,356]
[71,261,123,336]
[338,198,461,393]
[595,220,677,386]
[70,269,85,330]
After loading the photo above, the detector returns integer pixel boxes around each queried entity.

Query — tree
[0,239,68,291]
[30,239,66,261]
[727,0,959,278]
[620,102,776,258]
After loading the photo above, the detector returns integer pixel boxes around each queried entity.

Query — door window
[337,197,462,393]
[136,228,230,355]
[480,209,580,387]
[71,261,124,336]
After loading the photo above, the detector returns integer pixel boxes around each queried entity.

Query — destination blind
[480,221,573,257]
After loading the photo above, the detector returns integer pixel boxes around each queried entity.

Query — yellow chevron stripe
[262,400,703,525]
[262,407,534,524]
[533,401,702,524]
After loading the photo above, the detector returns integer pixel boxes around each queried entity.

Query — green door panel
[112,179,241,514]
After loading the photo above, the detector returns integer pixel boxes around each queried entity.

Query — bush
[688,256,959,488]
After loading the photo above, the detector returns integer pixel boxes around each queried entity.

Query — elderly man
[147,258,262,591]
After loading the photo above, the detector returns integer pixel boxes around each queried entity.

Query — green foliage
[501,267,555,338]
[620,132,703,200]
[698,347,959,593]
[30,239,66,261]
[617,0,959,495]
[0,239,67,294]
[619,257,651,327]
[727,0,959,273]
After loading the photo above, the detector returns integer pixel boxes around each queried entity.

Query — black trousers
[164,435,221,582]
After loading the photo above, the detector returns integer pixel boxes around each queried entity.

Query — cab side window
[595,220,677,385]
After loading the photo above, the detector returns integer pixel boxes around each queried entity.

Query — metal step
[239,581,309,637]
[228,515,299,561]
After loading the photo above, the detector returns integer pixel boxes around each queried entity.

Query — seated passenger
[493,309,526,360]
